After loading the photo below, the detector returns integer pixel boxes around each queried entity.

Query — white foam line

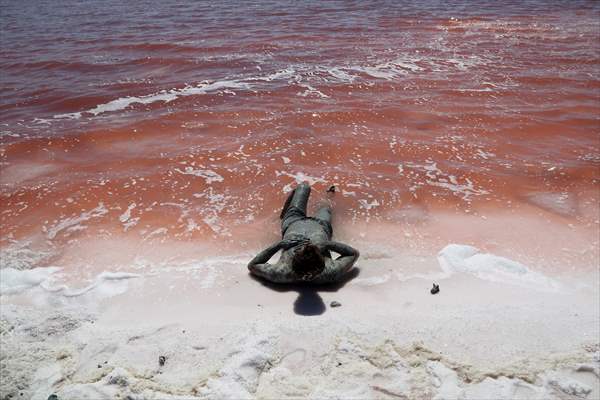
[297,83,329,98]
[49,59,414,120]
[275,171,327,186]
[49,64,351,120]
[326,67,357,82]
[142,227,168,241]
[245,67,297,82]
[358,199,380,210]
[426,179,489,202]
[175,167,224,184]
[119,203,136,223]
[46,203,108,240]
[54,80,251,119]
[45,272,140,297]
[404,161,489,202]
[48,53,508,120]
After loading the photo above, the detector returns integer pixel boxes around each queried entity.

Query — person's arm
[248,261,292,283]
[318,241,359,282]
[247,238,307,283]
[247,241,283,269]
[322,241,359,260]
[247,238,309,268]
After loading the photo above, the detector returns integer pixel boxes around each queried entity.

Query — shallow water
[1,1,599,272]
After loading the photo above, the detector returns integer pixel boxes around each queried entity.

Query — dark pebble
[327,185,336,193]
[430,283,440,295]
[330,301,341,307]
[47,395,59,400]
[159,355,166,366]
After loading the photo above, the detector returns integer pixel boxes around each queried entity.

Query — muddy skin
[248,183,359,284]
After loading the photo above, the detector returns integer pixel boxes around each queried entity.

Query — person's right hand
[280,238,308,249]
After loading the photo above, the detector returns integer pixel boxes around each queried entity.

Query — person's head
[291,243,325,281]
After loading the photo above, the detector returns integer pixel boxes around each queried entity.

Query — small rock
[47,395,59,400]
[430,283,440,295]
[97,364,102,368]
[330,301,341,308]
[326,185,336,193]
[158,355,166,367]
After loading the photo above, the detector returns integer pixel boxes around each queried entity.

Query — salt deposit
[0,267,139,303]
[0,267,61,296]
[438,244,562,292]
[1,236,597,399]
[1,306,597,399]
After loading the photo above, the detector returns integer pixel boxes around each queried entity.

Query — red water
[1,1,599,266]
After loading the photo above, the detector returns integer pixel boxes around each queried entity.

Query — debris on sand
[430,283,440,295]
[330,301,342,307]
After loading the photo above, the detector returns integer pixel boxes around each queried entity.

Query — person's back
[248,183,359,284]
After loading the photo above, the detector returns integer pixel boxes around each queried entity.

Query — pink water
[1,1,599,272]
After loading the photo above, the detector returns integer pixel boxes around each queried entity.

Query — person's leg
[314,202,333,239]
[280,188,296,220]
[314,205,332,224]
[288,183,310,213]
[281,183,311,234]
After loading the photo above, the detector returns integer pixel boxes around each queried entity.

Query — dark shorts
[282,209,333,238]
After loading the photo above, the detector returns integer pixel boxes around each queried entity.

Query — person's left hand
[280,238,308,249]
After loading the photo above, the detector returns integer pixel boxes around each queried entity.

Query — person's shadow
[249,268,361,316]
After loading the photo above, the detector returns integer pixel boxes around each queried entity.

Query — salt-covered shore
[1,222,599,400]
